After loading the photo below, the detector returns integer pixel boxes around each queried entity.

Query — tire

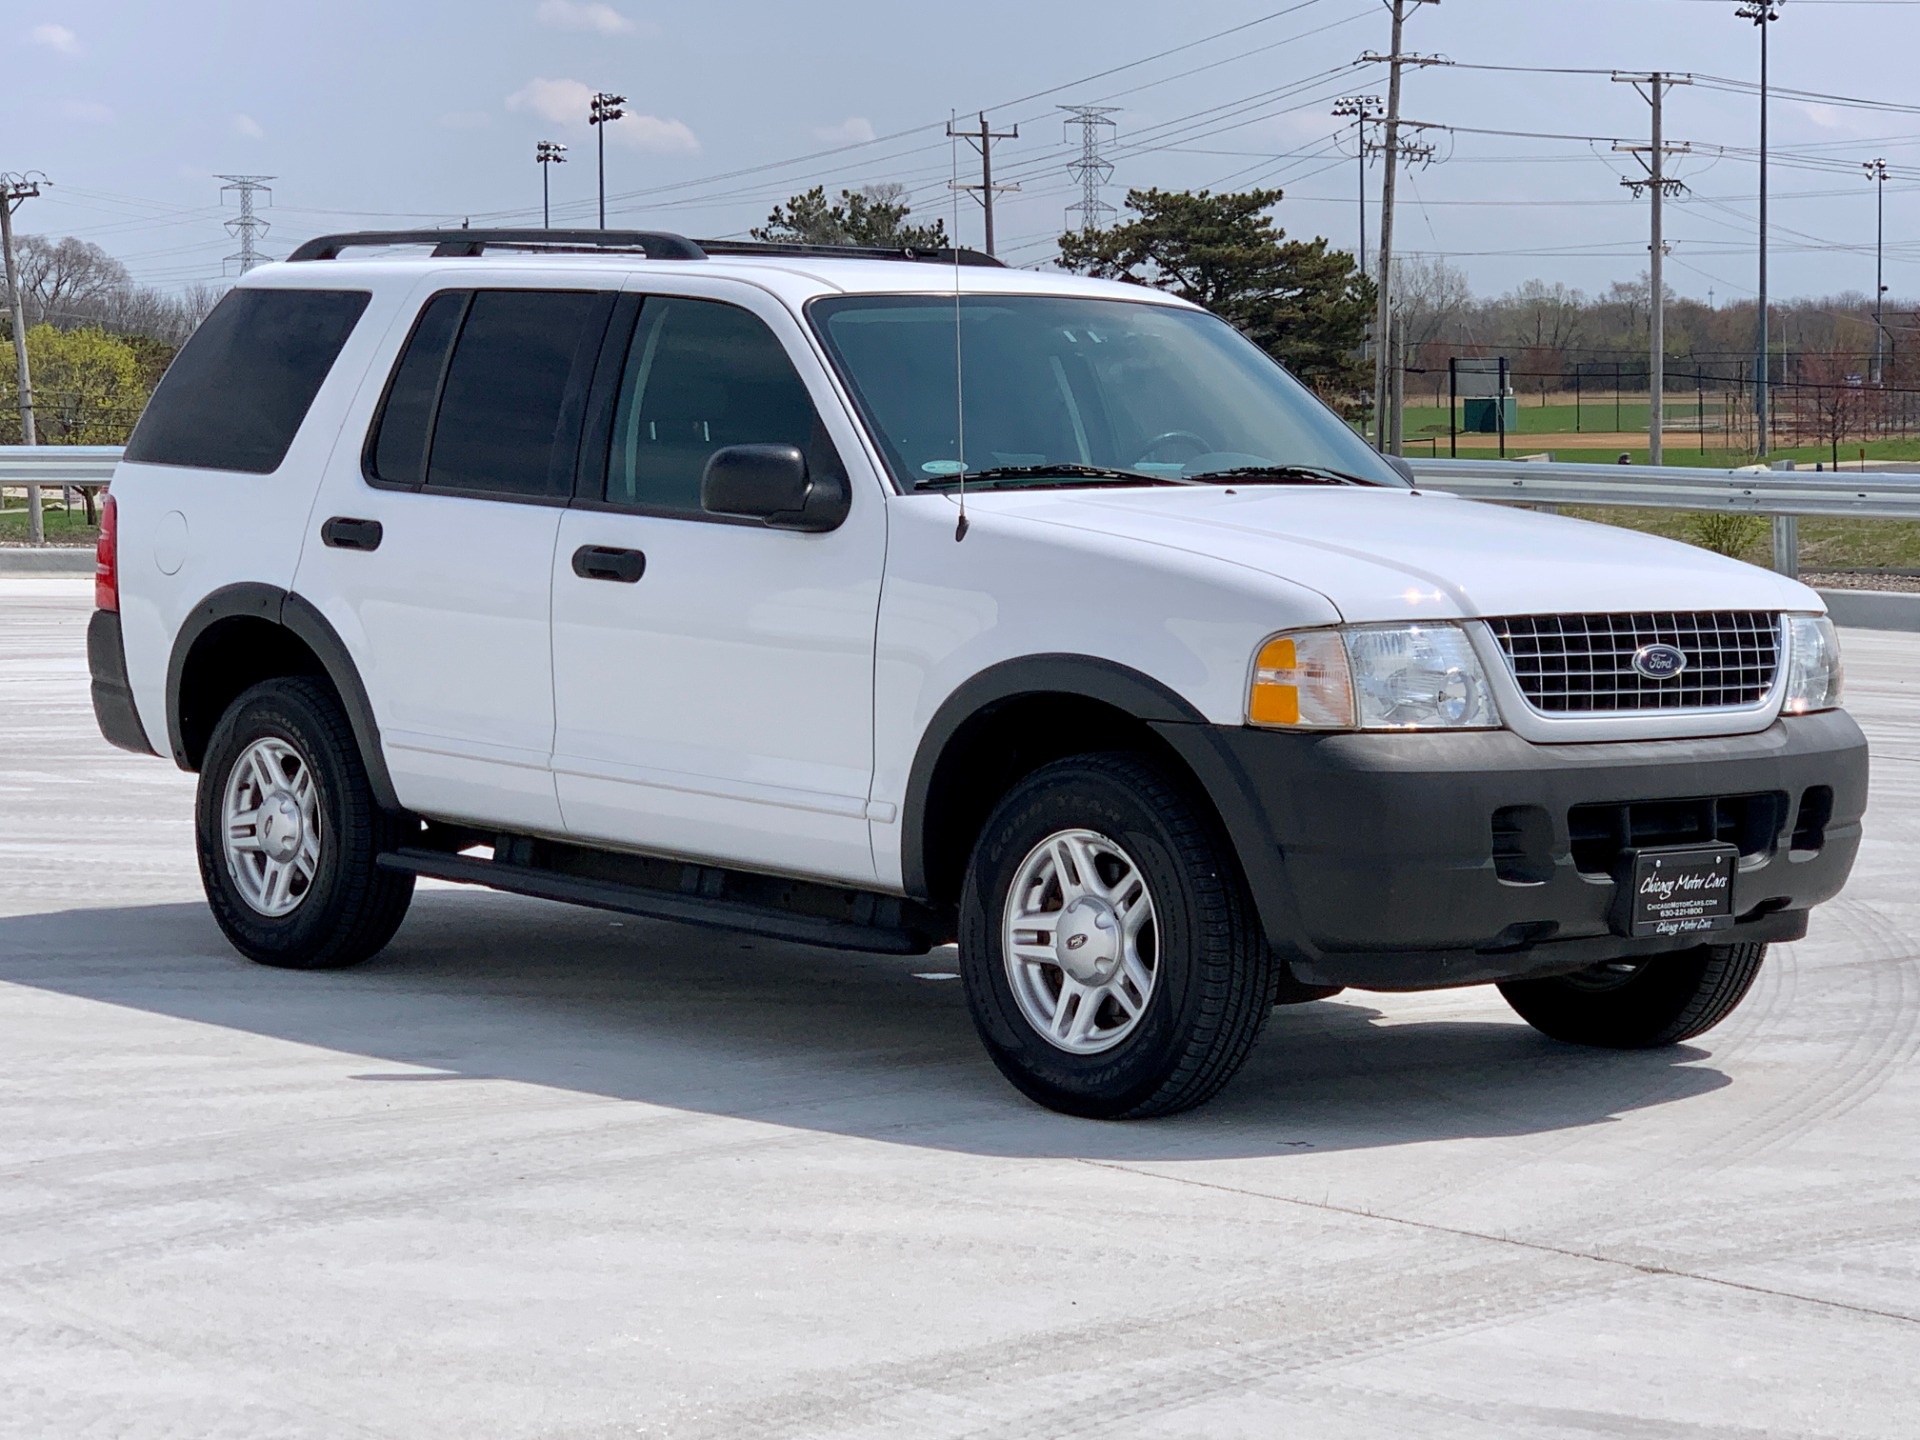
[958,752,1276,1119]
[1497,942,1768,1049]
[195,676,414,970]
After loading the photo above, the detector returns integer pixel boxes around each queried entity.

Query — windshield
[808,293,1403,491]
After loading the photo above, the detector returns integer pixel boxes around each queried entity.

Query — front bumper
[1156,710,1867,992]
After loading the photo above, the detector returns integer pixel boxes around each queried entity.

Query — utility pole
[1333,95,1383,272]
[1736,1,1781,457]
[589,91,626,229]
[1613,73,1691,465]
[537,141,567,229]
[1,173,43,544]
[947,112,1020,256]
[216,175,274,274]
[1866,157,1888,385]
[1061,106,1119,236]
[1361,0,1443,454]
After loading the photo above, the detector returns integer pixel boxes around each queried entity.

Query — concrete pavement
[2,576,1915,1437]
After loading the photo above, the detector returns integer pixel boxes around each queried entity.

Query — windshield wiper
[914,463,1199,491]
[1189,464,1377,487]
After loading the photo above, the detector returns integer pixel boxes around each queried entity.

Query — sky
[8,0,1920,307]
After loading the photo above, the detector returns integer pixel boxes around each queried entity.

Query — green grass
[0,504,101,545]
[1553,506,1920,571]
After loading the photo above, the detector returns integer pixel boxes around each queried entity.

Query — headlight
[1249,624,1499,731]
[1783,614,1843,714]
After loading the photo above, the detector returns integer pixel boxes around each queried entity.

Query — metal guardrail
[0,446,123,490]
[0,446,123,547]
[0,447,1911,578]
[1407,456,1920,578]
[1406,456,1920,521]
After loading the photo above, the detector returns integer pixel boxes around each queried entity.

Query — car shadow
[0,891,1731,1160]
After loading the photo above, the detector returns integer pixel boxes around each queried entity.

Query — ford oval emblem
[1632,643,1688,680]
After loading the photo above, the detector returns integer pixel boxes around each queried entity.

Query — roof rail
[694,239,1005,268]
[285,228,707,262]
[283,229,1009,269]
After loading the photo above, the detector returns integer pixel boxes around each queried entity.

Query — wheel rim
[222,736,321,918]
[1002,828,1159,1055]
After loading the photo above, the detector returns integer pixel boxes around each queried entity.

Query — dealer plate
[1625,846,1737,939]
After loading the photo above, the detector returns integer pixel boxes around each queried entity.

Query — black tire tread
[963,751,1275,1119]
[197,676,413,970]
[1498,941,1767,1049]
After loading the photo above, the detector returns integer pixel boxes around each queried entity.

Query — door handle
[571,545,646,583]
[321,516,383,551]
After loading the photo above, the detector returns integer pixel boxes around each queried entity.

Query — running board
[378,843,941,956]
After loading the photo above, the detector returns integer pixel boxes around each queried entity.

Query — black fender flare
[164,582,400,812]
[898,654,1208,900]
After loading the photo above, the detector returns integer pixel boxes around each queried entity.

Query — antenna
[951,113,968,543]
[1060,106,1118,235]
[217,174,274,273]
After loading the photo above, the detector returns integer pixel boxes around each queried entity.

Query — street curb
[0,548,94,574]
[1819,589,1920,633]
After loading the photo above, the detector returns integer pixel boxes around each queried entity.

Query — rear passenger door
[296,283,614,834]
[549,286,886,885]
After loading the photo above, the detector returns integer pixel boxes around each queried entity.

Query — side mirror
[1384,455,1418,486]
[701,444,849,533]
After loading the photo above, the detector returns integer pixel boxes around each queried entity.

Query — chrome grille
[1488,612,1781,713]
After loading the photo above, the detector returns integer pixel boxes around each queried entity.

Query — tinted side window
[126,288,370,474]
[606,297,841,515]
[426,290,609,499]
[367,291,466,486]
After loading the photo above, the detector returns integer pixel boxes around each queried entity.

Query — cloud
[534,1,647,35]
[610,114,698,154]
[440,110,493,130]
[813,116,876,145]
[232,113,264,139]
[29,22,79,54]
[505,78,697,152]
[62,100,113,124]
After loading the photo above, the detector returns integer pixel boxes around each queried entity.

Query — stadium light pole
[536,141,567,229]
[1736,1,1781,457]
[588,92,627,229]
[1866,157,1888,385]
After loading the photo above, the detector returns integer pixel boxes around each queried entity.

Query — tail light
[95,493,118,612]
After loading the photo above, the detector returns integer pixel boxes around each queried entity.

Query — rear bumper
[1156,710,1867,992]
[88,609,157,756]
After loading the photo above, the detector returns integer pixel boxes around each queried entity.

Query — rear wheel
[195,677,413,970]
[1497,942,1767,1049]
[958,752,1276,1119]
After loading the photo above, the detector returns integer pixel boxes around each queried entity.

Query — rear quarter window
[125,288,371,474]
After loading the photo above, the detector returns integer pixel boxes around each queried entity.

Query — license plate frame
[1614,844,1739,939]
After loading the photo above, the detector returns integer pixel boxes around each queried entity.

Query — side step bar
[378,843,942,956]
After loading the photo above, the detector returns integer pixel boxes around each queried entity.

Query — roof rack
[283,228,1007,268]
[286,229,707,261]
[695,239,1004,268]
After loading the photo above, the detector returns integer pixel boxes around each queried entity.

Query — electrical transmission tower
[217,174,274,273]
[1060,106,1119,235]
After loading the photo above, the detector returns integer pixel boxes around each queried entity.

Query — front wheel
[1497,942,1768,1049]
[958,752,1276,1119]
[195,677,414,970]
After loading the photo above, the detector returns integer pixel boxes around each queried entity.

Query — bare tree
[16,236,131,328]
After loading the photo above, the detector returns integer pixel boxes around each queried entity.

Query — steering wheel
[1133,430,1213,466]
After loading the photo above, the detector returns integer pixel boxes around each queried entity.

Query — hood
[977,484,1821,623]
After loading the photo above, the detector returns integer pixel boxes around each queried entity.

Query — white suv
[88,228,1866,1118]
